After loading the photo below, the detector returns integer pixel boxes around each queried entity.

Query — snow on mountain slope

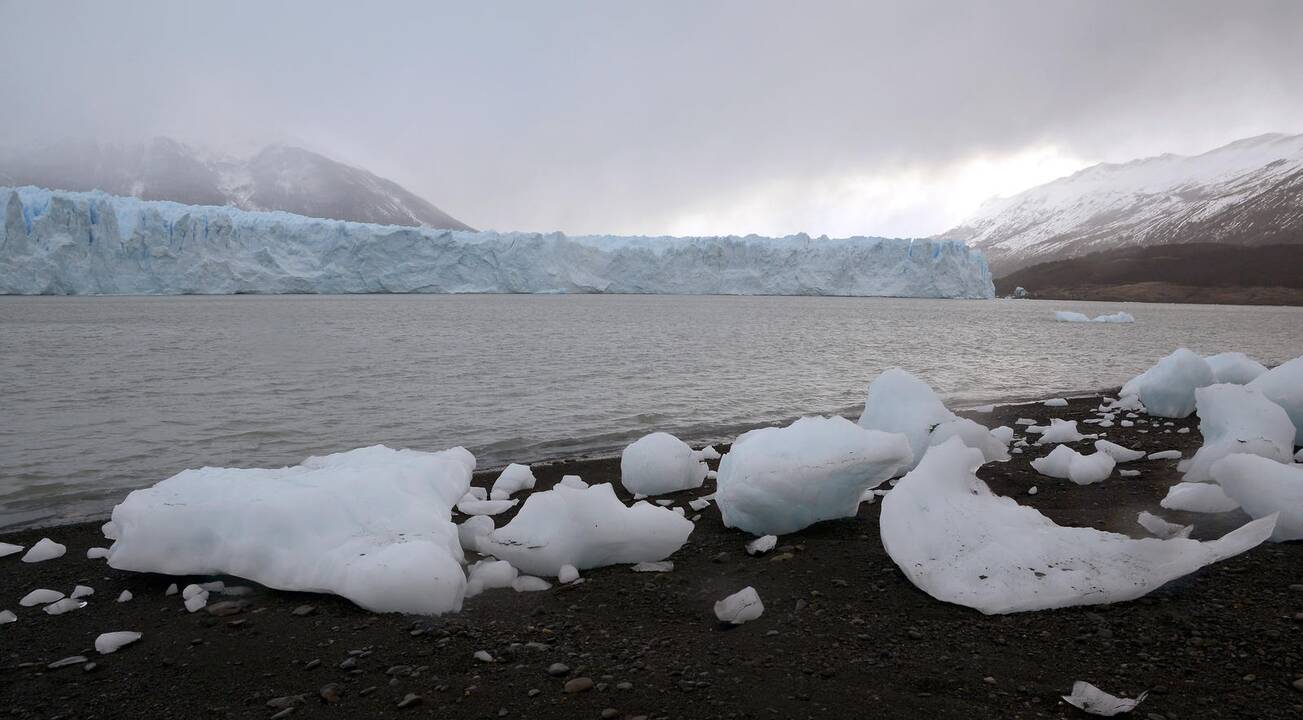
[942,133,1303,275]
[0,186,993,298]
[0,138,472,231]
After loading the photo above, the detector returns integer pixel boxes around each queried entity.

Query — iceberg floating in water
[105,445,473,615]
[0,186,995,298]
[879,438,1275,614]
[1054,311,1135,323]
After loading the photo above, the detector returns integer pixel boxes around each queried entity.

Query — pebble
[616,681,633,690]
[564,677,595,693]
[304,659,321,670]
[547,662,571,676]
[359,686,377,696]
[528,688,541,697]
[319,684,344,703]
[982,676,997,685]
[397,693,424,708]
[269,709,294,720]
[266,695,306,709]
[601,709,620,719]
[48,655,88,670]
[291,604,316,616]
[1289,584,1303,593]
[339,657,357,670]
[1293,678,1303,692]
[474,650,495,663]
[206,600,248,617]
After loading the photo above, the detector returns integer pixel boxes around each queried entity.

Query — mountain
[941,133,1303,277]
[0,137,472,230]
[0,186,994,298]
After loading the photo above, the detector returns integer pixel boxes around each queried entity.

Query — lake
[2,294,1300,529]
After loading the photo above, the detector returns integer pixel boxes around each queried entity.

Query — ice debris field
[4,347,1299,638]
[0,186,994,298]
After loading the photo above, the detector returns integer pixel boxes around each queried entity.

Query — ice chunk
[458,515,495,554]
[1297,448,1303,462]
[559,475,588,489]
[716,416,912,535]
[879,438,1274,614]
[1030,445,1116,485]
[620,432,708,496]
[1137,511,1192,539]
[95,631,142,654]
[474,650,494,663]
[181,583,205,600]
[1248,356,1303,445]
[1027,486,1038,495]
[631,560,673,572]
[479,482,693,577]
[1032,419,1087,445]
[511,575,551,592]
[1043,398,1068,407]
[86,547,109,559]
[164,583,178,596]
[1015,418,1036,425]
[688,498,711,511]
[745,535,778,555]
[45,598,86,615]
[0,610,14,624]
[117,590,133,602]
[1091,311,1135,323]
[1212,454,1303,541]
[972,404,995,413]
[714,587,764,624]
[1120,348,1214,418]
[0,542,24,558]
[71,585,94,599]
[490,463,536,500]
[1147,450,1182,460]
[185,592,208,612]
[1119,469,1140,477]
[1179,384,1296,482]
[557,564,579,584]
[1094,440,1145,463]
[21,538,66,563]
[1160,482,1240,513]
[928,417,1011,463]
[464,559,518,598]
[1204,352,1268,385]
[857,368,956,470]
[1062,681,1148,716]
[989,425,1014,444]
[697,445,721,461]
[106,445,473,615]
[1054,311,1091,322]
[20,589,64,607]
[457,497,519,516]
[464,486,488,501]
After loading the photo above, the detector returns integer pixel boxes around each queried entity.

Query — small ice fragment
[44,598,86,615]
[456,497,519,516]
[71,585,94,599]
[473,650,494,663]
[1032,419,1086,445]
[86,547,110,559]
[1119,469,1140,477]
[164,583,178,596]
[1061,681,1148,716]
[465,559,518,597]
[511,575,551,592]
[1137,511,1192,539]
[746,535,778,555]
[698,445,721,461]
[21,538,66,563]
[184,591,208,613]
[95,631,142,654]
[558,565,580,584]
[117,590,133,603]
[20,589,64,607]
[559,474,588,489]
[973,404,995,413]
[0,610,15,624]
[1028,486,1038,495]
[1095,440,1145,463]
[491,463,536,500]
[199,581,225,593]
[1176,427,1189,434]
[1043,398,1068,407]
[1120,420,1134,427]
[0,542,24,558]
[1015,418,1036,426]
[464,487,488,501]
[705,470,718,480]
[181,584,205,600]
[672,506,685,516]
[655,499,673,506]
[631,560,673,572]
[458,515,495,553]
[1160,482,1239,513]
[1147,450,1182,460]
[714,586,764,625]
[689,498,711,511]
[1031,445,1116,485]
[47,655,87,669]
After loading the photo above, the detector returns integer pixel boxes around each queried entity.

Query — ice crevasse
[0,186,995,298]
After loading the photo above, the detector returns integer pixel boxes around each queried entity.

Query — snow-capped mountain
[0,137,472,230]
[0,186,993,298]
[942,133,1303,275]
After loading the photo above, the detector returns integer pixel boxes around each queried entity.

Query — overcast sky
[2,1,1302,237]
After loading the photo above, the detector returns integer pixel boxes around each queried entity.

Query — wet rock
[547,662,571,676]
[48,656,88,669]
[291,604,316,616]
[339,657,357,670]
[270,709,295,720]
[303,659,320,670]
[266,695,306,710]
[319,684,344,703]
[206,600,249,617]
[397,693,424,708]
[565,677,595,693]
[616,681,633,691]
[528,688,541,697]
[601,709,620,719]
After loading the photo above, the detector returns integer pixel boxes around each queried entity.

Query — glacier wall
[0,186,994,298]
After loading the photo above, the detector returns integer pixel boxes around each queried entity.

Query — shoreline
[2,393,1301,719]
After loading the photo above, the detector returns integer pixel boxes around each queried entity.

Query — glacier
[0,186,994,297]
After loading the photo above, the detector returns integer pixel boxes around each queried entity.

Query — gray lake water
[2,294,1301,530]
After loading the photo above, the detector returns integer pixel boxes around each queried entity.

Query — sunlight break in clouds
[665,146,1090,239]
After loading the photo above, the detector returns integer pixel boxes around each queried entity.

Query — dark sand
[2,396,1301,719]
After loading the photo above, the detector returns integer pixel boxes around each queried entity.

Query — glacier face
[0,186,994,298]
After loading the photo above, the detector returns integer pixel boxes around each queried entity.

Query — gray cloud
[2,0,1301,236]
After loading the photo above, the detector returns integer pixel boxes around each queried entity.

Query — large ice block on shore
[0,186,995,298]
[1212,454,1303,541]
[880,438,1275,614]
[1119,348,1214,418]
[1248,356,1303,445]
[715,416,912,535]
[621,432,708,496]
[105,445,473,615]
[1179,384,1296,482]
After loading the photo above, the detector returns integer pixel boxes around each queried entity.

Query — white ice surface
[1179,384,1296,482]
[714,586,764,624]
[490,464,536,500]
[1062,681,1148,716]
[1136,511,1192,540]
[1120,348,1214,418]
[716,416,912,535]
[95,631,142,654]
[20,589,64,607]
[880,438,1274,614]
[0,542,24,558]
[858,368,956,471]
[1160,482,1240,513]
[928,417,1011,463]
[1204,352,1268,385]
[620,432,708,496]
[1212,454,1303,541]
[106,445,473,615]
[1030,445,1116,485]
[1094,440,1145,463]
[1247,356,1303,445]
[21,538,66,563]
